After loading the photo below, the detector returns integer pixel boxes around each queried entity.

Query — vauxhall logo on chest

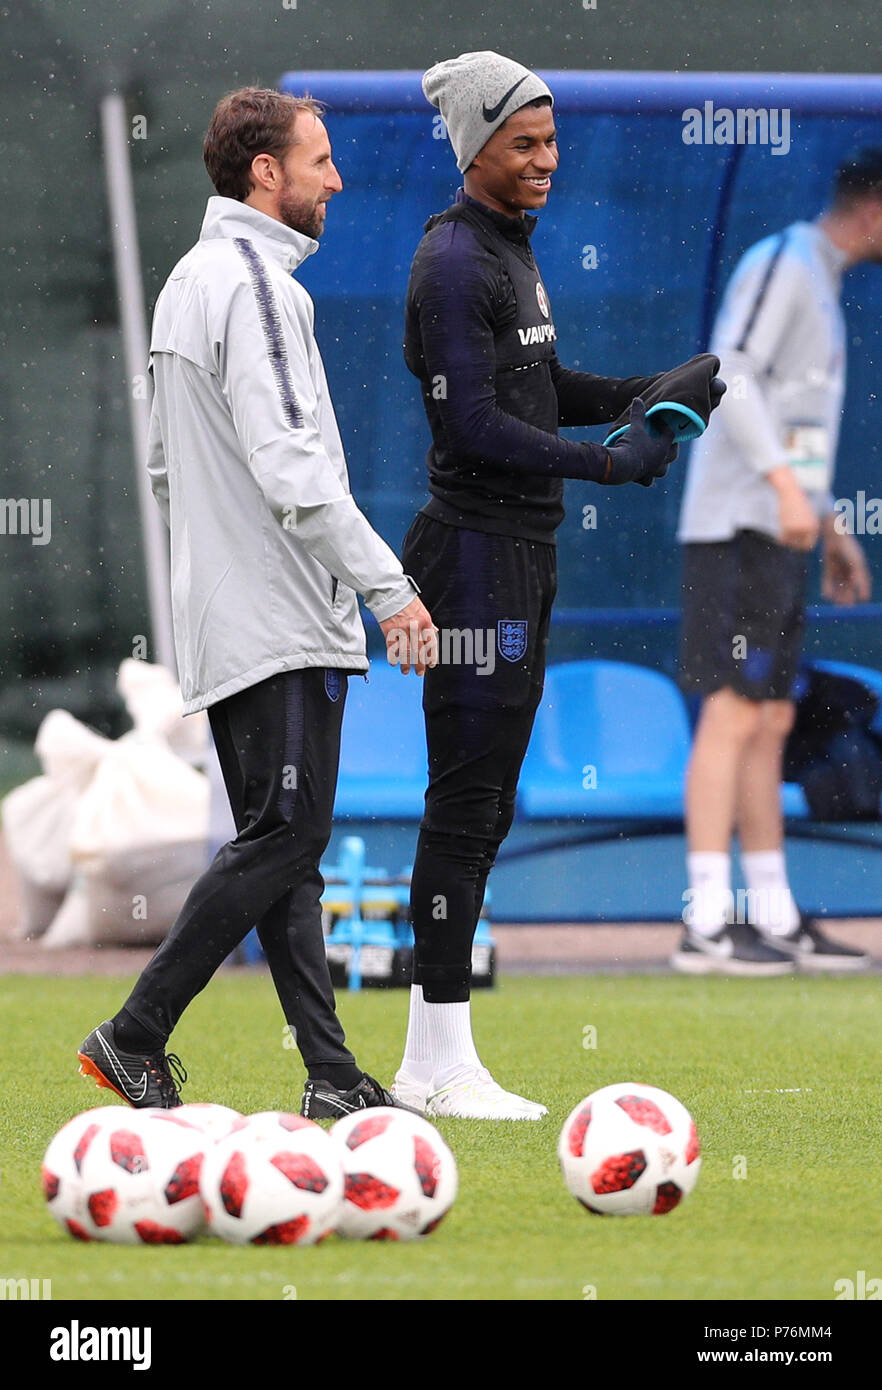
[517,281,556,346]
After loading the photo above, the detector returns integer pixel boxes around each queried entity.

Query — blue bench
[517,659,810,822]
[231,655,880,938]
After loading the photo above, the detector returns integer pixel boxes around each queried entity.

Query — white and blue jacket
[148,197,415,713]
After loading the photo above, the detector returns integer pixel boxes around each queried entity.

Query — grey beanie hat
[422,51,553,173]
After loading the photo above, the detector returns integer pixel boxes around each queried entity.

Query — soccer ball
[558,1083,701,1216]
[172,1103,243,1142]
[42,1106,122,1240]
[330,1108,458,1241]
[200,1111,344,1246]
[42,1106,208,1243]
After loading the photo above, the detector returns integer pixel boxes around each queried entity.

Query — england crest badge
[497,619,528,663]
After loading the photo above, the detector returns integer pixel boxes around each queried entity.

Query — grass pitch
[2,970,880,1302]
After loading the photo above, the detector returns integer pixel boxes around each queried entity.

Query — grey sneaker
[758,915,871,973]
[671,922,794,976]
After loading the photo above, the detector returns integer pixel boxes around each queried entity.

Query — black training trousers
[122,667,356,1069]
[402,512,557,1003]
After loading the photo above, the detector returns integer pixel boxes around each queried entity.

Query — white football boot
[425,1065,548,1121]
[389,1070,430,1114]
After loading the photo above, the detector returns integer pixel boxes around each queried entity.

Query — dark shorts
[679,530,809,702]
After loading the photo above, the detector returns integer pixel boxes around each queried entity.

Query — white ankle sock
[399,986,434,1084]
[741,849,800,935]
[424,1000,482,1088]
[686,851,732,936]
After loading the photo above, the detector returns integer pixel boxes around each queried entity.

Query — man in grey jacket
[78,87,435,1119]
[673,148,878,976]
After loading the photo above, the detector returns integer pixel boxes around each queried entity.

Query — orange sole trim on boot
[77,1053,130,1105]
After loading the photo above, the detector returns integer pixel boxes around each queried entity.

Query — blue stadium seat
[518,660,810,819]
[781,782,810,817]
[334,664,427,818]
[519,660,691,818]
[333,657,824,823]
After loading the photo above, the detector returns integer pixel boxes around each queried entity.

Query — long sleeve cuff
[364,576,421,623]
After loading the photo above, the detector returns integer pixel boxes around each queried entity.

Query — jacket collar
[199,196,319,273]
[810,219,850,282]
[455,188,538,244]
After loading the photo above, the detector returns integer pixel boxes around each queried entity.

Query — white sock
[398,986,434,1084]
[741,849,800,935]
[685,851,732,936]
[424,1000,482,1088]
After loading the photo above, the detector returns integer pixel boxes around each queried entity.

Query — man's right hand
[604,397,679,487]
[378,597,438,676]
[767,467,820,550]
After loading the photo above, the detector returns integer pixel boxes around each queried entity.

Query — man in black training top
[391,51,725,1120]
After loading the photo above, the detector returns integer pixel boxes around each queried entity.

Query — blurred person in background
[673,149,879,975]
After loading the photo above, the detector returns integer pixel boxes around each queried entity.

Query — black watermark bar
[2,1297,878,1372]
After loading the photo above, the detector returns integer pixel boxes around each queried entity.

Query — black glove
[605,353,726,447]
[604,397,679,487]
[709,375,727,411]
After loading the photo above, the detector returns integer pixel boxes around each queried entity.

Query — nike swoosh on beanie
[482,75,529,123]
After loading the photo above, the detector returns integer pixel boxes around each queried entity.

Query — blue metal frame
[266,71,882,924]
[279,71,882,115]
[550,604,882,629]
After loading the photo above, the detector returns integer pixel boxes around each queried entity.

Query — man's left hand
[378,596,438,675]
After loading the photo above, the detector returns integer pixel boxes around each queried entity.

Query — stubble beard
[278,176,325,239]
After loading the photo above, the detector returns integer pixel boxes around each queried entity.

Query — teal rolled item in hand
[604,353,725,447]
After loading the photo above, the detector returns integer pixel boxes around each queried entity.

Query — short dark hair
[832,147,882,211]
[203,87,325,201]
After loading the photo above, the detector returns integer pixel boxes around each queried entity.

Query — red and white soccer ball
[42,1106,207,1243]
[330,1108,458,1241]
[558,1083,701,1216]
[172,1103,243,1143]
[42,1106,118,1240]
[199,1111,344,1246]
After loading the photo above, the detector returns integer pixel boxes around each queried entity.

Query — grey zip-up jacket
[147,196,416,714]
[678,220,846,543]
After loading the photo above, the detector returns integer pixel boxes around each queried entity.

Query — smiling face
[463,100,558,218]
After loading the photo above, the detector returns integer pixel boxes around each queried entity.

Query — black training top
[403,189,664,542]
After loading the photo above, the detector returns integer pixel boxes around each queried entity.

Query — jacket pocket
[331,579,355,617]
